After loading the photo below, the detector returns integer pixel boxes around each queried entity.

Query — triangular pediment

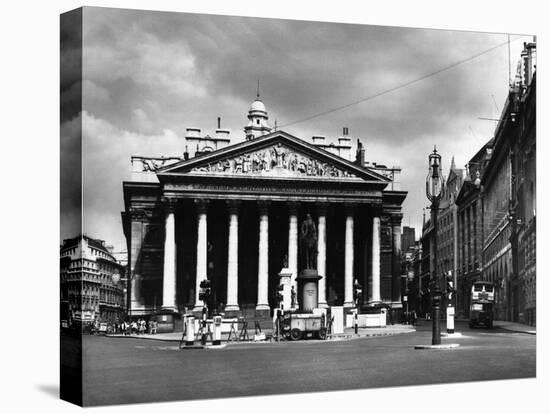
[158,130,390,183]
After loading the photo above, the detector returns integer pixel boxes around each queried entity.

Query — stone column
[317,203,328,308]
[288,202,299,297]
[391,214,403,305]
[162,200,177,311]
[129,213,144,314]
[193,199,209,311]
[256,201,270,311]
[225,200,240,312]
[344,204,355,307]
[371,216,381,303]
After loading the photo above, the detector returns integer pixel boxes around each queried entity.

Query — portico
[123,130,406,320]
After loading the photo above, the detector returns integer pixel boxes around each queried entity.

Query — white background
[0,0,546,412]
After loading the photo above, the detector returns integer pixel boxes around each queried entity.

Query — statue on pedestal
[300,213,317,269]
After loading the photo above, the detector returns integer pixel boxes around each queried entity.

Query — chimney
[338,128,351,145]
[184,145,189,160]
[312,135,326,145]
[355,139,365,166]
[215,116,231,149]
[185,127,201,139]
[338,127,352,160]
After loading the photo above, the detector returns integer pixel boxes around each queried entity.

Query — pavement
[105,323,416,344]
[452,318,536,335]
[104,318,536,345]
[492,319,536,334]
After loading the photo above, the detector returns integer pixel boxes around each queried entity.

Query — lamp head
[426,146,443,201]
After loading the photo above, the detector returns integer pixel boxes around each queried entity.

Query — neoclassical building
[122,97,407,321]
[60,235,125,326]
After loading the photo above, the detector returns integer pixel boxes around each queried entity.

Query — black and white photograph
[58,4,539,407]
[4,1,545,413]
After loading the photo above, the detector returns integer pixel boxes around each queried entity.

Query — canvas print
[60,6,536,407]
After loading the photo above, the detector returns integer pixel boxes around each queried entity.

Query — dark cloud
[61,6,533,249]
[60,114,82,241]
[60,8,82,123]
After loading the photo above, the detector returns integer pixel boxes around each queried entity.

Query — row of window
[483,227,510,266]
[89,246,113,261]
[518,231,536,272]
[61,247,78,257]
[458,202,479,275]
[68,291,124,306]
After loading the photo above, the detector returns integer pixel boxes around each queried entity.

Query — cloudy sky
[61,6,532,252]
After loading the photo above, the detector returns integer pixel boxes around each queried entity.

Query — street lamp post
[426,147,443,345]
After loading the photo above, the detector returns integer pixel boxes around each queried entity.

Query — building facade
[60,235,126,326]
[481,40,536,324]
[418,212,432,318]
[122,97,407,326]
[455,140,493,318]
[411,41,536,325]
[402,240,421,318]
[401,226,416,253]
[435,158,463,286]
[511,42,536,326]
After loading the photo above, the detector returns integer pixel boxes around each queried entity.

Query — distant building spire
[257,79,260,98]
[450,155,456,171]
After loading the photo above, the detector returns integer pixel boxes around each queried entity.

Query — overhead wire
[278,36,525,129]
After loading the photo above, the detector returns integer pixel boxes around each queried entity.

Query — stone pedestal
[297,269,322,312]
[154,310,179,333]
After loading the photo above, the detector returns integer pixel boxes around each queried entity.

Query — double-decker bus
[469,281,495,329]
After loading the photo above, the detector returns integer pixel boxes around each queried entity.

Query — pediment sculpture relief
[191,143,355,178]
[134,157,181,172]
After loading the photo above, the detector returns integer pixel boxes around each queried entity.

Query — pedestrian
[131,320,137,334]
[152,320,158,335]
[411,310,417,326]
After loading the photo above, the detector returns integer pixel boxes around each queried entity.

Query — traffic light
[353,279,362,305]
[276,284,284,303]
[198,279,211,302]
[446,273,454,299]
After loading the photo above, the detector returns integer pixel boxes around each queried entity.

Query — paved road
[82,320,535,406]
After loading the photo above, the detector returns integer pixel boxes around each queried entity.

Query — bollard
[354,311,358,334]
[200,307,208,345]
[447,305,455,334]
[212,315,222,345]
[275,309,282,342]
[185,315,195,346]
